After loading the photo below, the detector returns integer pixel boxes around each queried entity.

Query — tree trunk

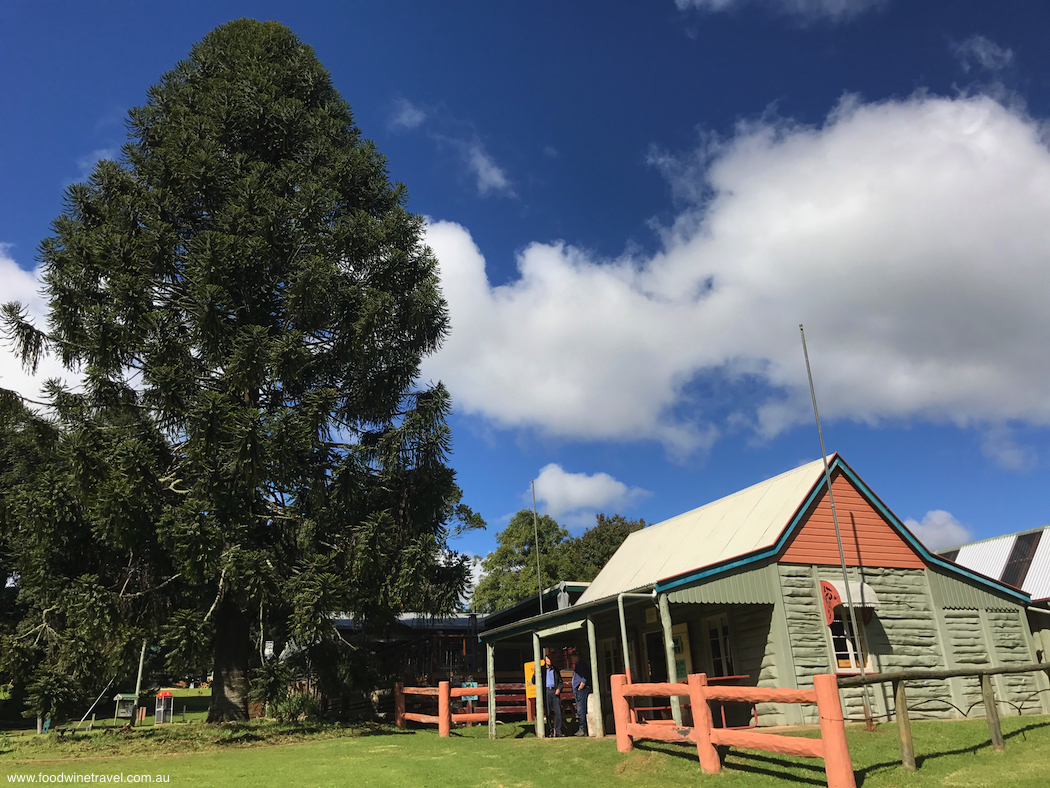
[207,598,251,722]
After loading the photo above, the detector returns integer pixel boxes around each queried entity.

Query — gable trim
[654,456,1030,606]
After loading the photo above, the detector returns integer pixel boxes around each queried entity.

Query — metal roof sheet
[953,536,1015,585]
[576,458,827,605]
[1025,528,1050,601]
[944,525,1050,601]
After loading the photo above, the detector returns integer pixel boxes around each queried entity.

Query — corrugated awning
[826,580,880,608]
[819,580,879,625]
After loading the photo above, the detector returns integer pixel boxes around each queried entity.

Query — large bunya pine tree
[1,19,479,721]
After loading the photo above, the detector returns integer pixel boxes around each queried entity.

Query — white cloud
[461,139,514,197]
[388,98,427,131]
[423,92,1050,456]
[675,0,882,21]
[0,246,80,403]
[953,35,1014,73]
[980,424,1037,472]
[904,510,972,551]
[529,464,650,526]
[76,147,118,179]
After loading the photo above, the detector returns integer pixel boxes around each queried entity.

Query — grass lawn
[2,714,1049,787]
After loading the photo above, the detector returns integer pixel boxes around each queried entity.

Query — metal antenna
[533,479,543,616]
[800,324,873,728]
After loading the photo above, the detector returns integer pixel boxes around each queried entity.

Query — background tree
[560,513,646,581]
[470,512,645,613]
[1,19,479,722]
[470,511,569,614]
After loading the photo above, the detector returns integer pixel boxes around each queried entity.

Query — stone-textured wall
[831,566,948,720]
[777,565,830,723]
[944,609,988,716]
[987,609,1041,715]
[780,564,952,721]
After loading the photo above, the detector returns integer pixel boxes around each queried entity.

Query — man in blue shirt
[544,654,563,737]
[571,652,591,737]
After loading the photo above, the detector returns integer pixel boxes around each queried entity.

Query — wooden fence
[612,673,855,788]
[394,681,528,736]
[837,660,1050,772]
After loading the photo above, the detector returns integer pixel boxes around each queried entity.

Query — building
[479,454,1048,735]
[938,525,1050,664]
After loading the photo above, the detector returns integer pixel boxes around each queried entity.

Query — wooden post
[395,682,405,729]
[814,673,856,788]
[981,673,1005,752]
[438,681,451,737]
[587,616,605,737]
[533,633,545,739]
[487,643,497,740]
[658,593,682,725]
[611,674,632,753]
[892,679,915,771]
[689,673,720,774]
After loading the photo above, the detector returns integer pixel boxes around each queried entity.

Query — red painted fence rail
[394,681,495,737]
[612,673,855,788]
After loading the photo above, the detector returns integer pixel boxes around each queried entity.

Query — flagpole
[533,479,543,616]
[800,324,873,728]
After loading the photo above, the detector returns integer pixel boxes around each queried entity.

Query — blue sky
[3,1,1050,573]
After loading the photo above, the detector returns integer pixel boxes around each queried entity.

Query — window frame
[828,606,874,674]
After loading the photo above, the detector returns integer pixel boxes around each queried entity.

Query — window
[829,608,872,672]
[703,614,735,677]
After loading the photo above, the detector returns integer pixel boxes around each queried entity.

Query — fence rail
[612,673,855,788]
[395,681,522,736]
[836,660,1050,772]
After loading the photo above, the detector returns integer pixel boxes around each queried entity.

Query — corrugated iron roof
[1026,531,1050,601]
[577,458,827,604]
[954,537,1014,585]
[941,524,1050,602]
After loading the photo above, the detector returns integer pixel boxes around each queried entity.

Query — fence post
[394,683,405,729]
[487,643,497,740]
[611,674,632,753]
[980,673,1005,752]
[814,673,856,788]
[438,681,451,737]
[688,673,721,775]
[892,679,916,771]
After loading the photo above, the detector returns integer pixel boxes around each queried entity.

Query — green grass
[1,714,1049,787]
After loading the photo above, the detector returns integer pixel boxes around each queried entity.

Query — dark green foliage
[1,19,479,722]
[560,513,646,581]
[470,512,644,613]
[471,511,570,613]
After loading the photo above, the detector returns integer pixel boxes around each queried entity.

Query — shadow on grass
[632,719,1050,787]
[632,741,829,786]
[853,719,1050,786]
